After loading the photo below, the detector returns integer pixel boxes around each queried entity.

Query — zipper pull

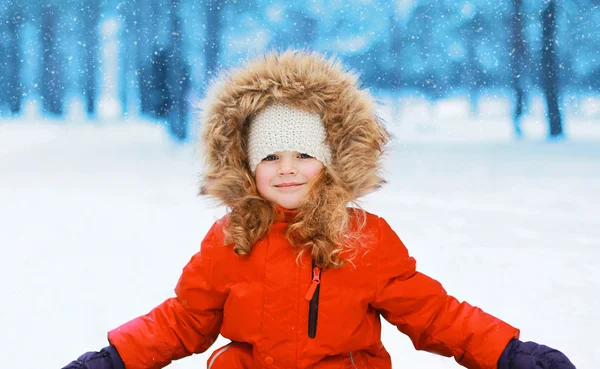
[305,267,321,301]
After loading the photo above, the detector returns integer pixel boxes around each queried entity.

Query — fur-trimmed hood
[199,50,389,206]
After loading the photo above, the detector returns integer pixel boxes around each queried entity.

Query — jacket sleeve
[107,221,229,369]
[371,217,520,369]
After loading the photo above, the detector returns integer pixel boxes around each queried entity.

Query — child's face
[255,151,324,209]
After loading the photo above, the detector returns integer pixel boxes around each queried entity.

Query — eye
[298,153,313,159]
[262,154,278,161]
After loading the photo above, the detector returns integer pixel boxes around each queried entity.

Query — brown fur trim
[199,49,389,206]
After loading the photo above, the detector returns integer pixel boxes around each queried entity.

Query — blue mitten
[498,339,576,369]
[62,346,125,369]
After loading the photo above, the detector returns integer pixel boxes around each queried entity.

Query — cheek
[254,166,272,193]
[302,162,324,181]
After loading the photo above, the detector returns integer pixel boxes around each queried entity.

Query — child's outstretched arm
[62,221,229,369]
[371,217,576,369]
[371,217,518,369]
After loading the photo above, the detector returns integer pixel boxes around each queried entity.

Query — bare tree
[1,2,24,114]
[510,0,527,137]
[541,0,563,138]
[118,0,143,116]
[165,0,190,141]
[205,0,225,81]
[40,3,65,116]
[79,0,100,117]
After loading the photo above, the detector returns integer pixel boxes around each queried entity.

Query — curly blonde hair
[221,166,366,269]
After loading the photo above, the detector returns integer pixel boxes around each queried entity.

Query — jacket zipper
[349,351,359,368]
[305,259,321,339]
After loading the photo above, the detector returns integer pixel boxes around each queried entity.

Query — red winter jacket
[108,211,519,369]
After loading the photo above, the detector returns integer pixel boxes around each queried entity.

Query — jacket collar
[274,205,297,223]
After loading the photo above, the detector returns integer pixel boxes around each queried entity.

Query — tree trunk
[541,0,563,138]
[80,0,99,117]
[118,0,143,117]
[205,0,224,81]
[165,0,190,141]
[510,0,526,137]
[40,4,64,116]
[7,5,23,114]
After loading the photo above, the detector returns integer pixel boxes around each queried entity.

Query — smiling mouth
[274,182,305,189]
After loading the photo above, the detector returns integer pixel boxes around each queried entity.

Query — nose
[278,156,297,176]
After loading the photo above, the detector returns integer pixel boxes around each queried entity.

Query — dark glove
[62,345,125,369]
[498,339,576,369]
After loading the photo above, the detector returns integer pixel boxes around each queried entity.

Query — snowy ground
[1,103,598,368]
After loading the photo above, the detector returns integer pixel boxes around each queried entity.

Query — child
[63,50,576,369]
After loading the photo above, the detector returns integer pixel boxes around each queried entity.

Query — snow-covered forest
[1,0,600,138]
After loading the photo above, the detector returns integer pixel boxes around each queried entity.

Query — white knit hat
[247,102,332,172]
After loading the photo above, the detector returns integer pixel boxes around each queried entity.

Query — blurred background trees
[1,0,599,141]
